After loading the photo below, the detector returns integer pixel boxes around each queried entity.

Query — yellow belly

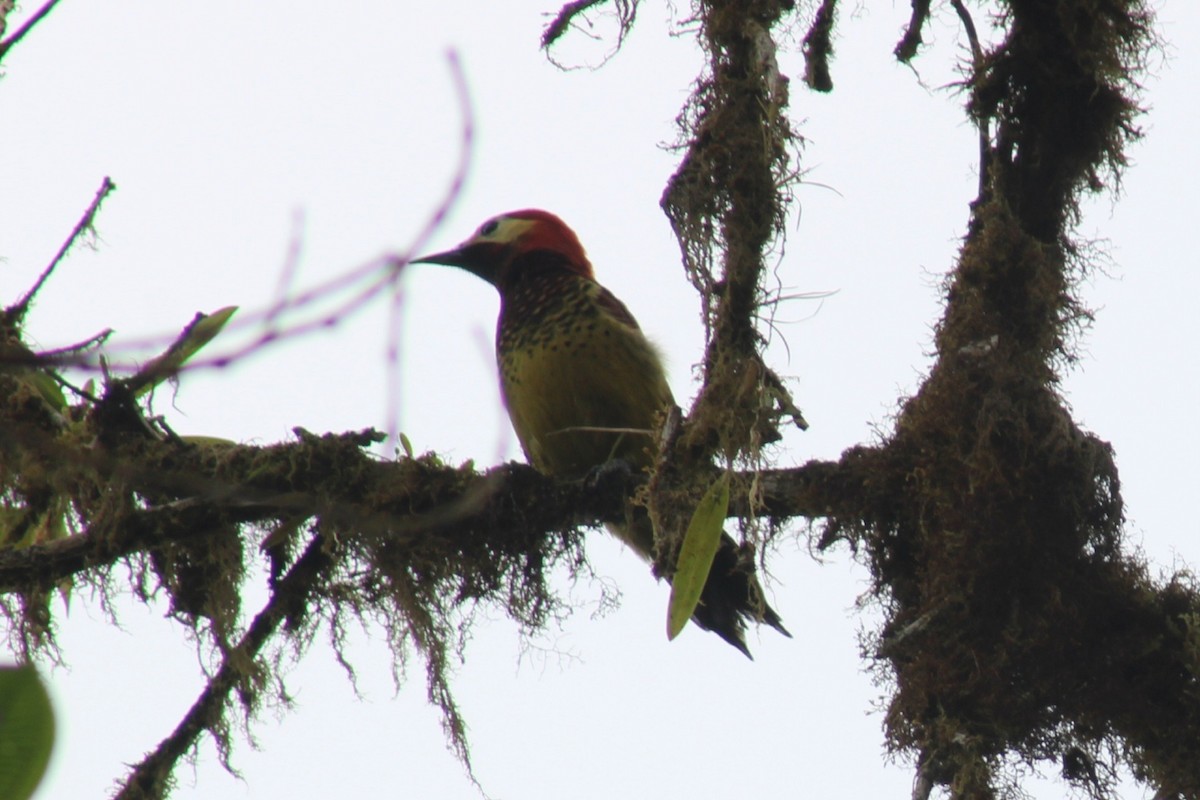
[500,319,672,479]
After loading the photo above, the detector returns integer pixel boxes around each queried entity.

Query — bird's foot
[582,457,637,496]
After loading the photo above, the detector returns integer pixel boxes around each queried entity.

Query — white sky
[2,2,1197,798]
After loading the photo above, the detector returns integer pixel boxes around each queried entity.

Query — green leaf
[183,305,238,354]
[25,372,66,412]
[0,664,56,800]
[131,306,238,397]
[667,472,731,642]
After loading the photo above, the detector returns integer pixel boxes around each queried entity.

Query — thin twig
[265,209,306,329]
[29,330,113,369]
[802,0,837,92]
[950,0,992,201]
[542,0,609,49]
[951,0,983,63]
[894,0,933,63]
[0,0,62,62]
[7,177,116,324]
[14,50,474,381]
[384,281,407,456]
[114,532,332,800]
[172,48,476,372]
[385,46,474,453]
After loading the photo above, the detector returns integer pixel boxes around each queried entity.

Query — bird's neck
[496,252,596,352]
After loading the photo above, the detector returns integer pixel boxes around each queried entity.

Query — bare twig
[114,532,332,800]
[384,46,475,451]
[951,0,983,63]
[894,0,933,63]
[265,209,307,330]
[33,329,113,360]
[0,0,62,62]
[8,52,473,385]
[541,0,636,69]
[542,0,609,48]
[6,177,116,325]
[802,0,838,92]
[950,0,992,202]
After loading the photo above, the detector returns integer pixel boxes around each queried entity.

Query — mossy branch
[0,415,849,597]
[114,531,333,800]
[4,1,1193,798]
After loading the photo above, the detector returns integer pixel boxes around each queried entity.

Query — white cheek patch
[477,217,535,245]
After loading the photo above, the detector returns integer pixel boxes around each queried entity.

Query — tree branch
[894,0,933,63]
[542,0,609,48]
[115,531,333,800]
[0,497,250,593]
[0,415,850,595]
[5,177,116,326]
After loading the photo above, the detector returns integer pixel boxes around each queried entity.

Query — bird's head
[413,209,594,286]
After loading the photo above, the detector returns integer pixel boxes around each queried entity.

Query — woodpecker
[414,209,789,657]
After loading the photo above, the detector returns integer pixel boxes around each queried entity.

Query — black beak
[410,241,502,286]
[411,246,468,267]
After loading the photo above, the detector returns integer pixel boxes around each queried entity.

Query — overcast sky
[3,2,1198,798]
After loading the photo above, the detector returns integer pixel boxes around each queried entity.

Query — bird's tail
[606,515,789,659]
[691,533,791,659]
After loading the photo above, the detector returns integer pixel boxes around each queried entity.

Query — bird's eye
[479,219,500,237]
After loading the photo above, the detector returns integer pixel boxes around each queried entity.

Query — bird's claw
[582,458,636,496]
